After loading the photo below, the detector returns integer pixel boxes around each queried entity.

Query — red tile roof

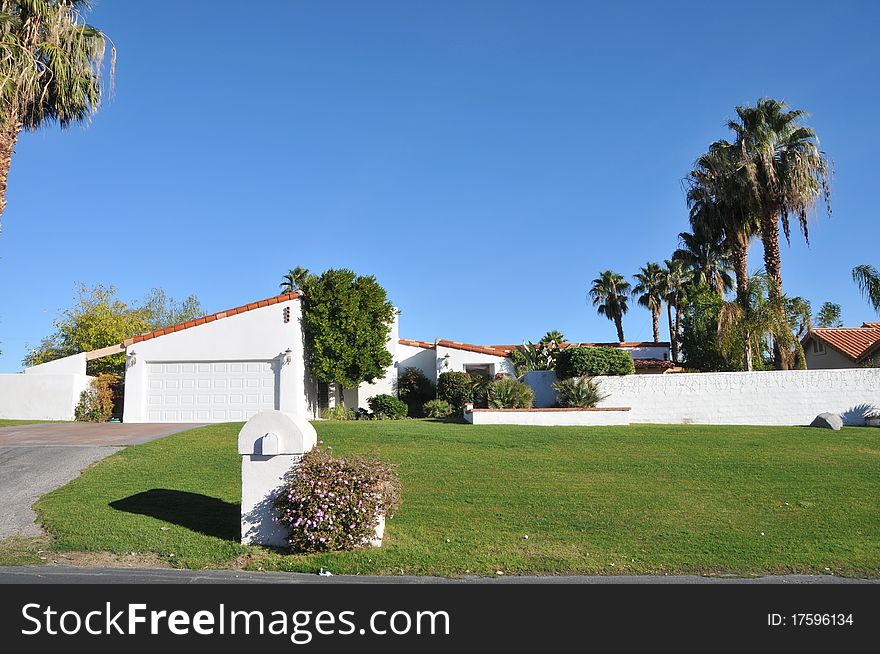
[124,293,301,346]
[435,339,512,357]
[804,324,880,361]
[490,341,670,351]
[633,358,676,370]
[398,338,435,350]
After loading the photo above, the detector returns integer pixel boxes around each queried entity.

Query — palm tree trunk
[615,315,625,343]
[652,308,660,343]
[730,239,753,370]
[0,121,20,224]
[674,304,682,363]
[667,302,679,363]
[760,211,788,370]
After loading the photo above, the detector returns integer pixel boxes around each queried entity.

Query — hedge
[555,346,635,378]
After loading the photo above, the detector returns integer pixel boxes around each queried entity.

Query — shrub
[469,374,492,409]
[422,399,454,418]
[74,374,116,422]
[437,371,474,409]
[273,446,401,553]
[367,394,408,420]
[320,405,356,421]
[396,367,435,416]
[553,377,608,408]
[487,377,534,409]
[555,346,635,378]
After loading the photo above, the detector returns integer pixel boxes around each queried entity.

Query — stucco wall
[804,344,857,370]
[396,343,438,383]
[595,369,880,426]
[123,298,311,422]
[522,369,880,426]
[23,353,87,375]
[436,345,516,378]
[0,373,94,421]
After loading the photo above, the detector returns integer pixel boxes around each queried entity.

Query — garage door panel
[146,361,276,423]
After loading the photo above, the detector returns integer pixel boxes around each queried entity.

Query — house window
[464,364,493,379]
[812,340,826,355]
[317,382,330,409]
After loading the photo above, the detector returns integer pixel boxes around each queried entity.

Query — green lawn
[30,420,880,577]
[0,419,56,427]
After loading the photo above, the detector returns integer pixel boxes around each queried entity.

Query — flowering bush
[74,374,117,422]
[273,446,401,552]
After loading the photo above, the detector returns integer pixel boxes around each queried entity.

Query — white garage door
[146,361,276,423]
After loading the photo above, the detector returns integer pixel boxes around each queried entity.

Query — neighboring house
[397,339,675,380]
[802,322,880,370]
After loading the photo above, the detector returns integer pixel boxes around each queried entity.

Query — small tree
[815,302,843,328]
[298,268,396,391]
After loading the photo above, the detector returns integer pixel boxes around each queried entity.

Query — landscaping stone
[809,413,842,430]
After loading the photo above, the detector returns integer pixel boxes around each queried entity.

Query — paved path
[0,567,876,584]
[0,423,198,539]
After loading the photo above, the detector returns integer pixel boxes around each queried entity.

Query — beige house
[802,322,880,370]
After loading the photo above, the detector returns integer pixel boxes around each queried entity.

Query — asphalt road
[0,423,197,539]
[0,567,876,584]
[0,446,119,539]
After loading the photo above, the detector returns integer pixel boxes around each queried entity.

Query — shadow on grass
[110,490,239,541]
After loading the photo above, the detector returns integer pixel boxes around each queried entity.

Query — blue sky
[1,0,877,371]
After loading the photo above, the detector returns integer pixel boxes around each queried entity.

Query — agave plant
[552,377,608,409]
[487,377,534,409]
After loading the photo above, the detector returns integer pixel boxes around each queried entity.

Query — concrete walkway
[0,566,876,584]
[0,422,198,539]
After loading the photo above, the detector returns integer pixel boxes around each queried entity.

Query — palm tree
[280,266,311,294]
[0,1,113,224]
[662,259,689,363]
[673,228,733,296]
[853,265,880,314]
[632,262,664,343]
[717,273,796,372]
[686,141,759,309]
[589,270,630,343]
[725,99,831,369]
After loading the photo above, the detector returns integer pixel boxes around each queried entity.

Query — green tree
[23,284,202,375]
[815,301,843,328]
[0,0,113,223]
[279,266,310,294]
[632,262,665,343]
[853,265,880,314]
[680,284,731,372]
[725,99,832,369]
[673,228,733,296]
[298,268,396,391]
[589,270,630,343]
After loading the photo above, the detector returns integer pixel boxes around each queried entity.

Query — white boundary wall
[591,369,880,426]
[0,373,94,421]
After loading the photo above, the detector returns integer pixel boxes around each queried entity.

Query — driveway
[0,423,197,539]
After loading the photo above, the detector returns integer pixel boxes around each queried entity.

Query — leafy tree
[298,268,396,390]
[853,265,880,314]
[632,262,664,343]
[0,0,113,224]
[680,284,732,372]
[589,270,630,342]
[815,301,843,328]
[23,284,202,375]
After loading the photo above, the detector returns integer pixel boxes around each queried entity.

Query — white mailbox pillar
[238,410,317,547]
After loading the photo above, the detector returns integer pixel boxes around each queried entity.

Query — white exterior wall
[590,369,880,426]
[123,298,314,423]
[396,343,438,383]
[0,373,94,421]
[349,312,400,410]
[23,353,87,375]
[436,345,516,378]
[620,345,669,360]
[522,370,559,408]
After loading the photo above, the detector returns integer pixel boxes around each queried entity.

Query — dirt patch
[46,550,174,569]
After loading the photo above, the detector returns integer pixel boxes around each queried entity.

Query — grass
[29,420,880,577]
[0,419,57,427]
